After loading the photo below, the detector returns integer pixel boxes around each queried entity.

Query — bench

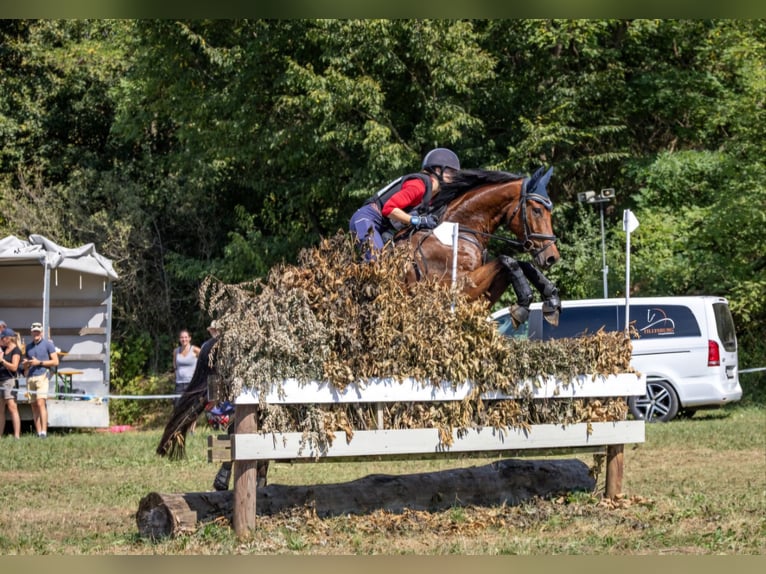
[220,372,646,537]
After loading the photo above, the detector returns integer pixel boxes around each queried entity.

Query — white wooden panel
[232,421,645,461]
[46,400,109,428]
[235,373,646,405]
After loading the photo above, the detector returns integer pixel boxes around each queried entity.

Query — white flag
[433,222,459,246]
[623,209,639,233]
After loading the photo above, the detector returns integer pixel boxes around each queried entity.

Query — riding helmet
[421,148,461,171]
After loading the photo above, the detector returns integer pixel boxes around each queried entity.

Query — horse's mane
[430,169,525,212]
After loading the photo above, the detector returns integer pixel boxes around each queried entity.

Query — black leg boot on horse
[519,261,561,326]
[500,255,535,328]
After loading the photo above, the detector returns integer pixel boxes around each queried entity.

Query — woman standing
[0,327,22,438]
[173,329,200,433]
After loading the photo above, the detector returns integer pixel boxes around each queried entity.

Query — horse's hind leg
[212,416,270,491]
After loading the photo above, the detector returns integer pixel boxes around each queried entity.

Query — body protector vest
[364,173,433,214]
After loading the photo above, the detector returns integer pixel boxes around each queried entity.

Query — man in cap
[23,322,58,438]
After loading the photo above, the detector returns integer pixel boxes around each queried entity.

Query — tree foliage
[0,19,764,383]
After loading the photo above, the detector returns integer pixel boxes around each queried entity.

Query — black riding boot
[213,461,232,491]
[519,261,561,325]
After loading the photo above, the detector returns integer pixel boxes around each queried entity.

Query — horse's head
[505,166,560,269]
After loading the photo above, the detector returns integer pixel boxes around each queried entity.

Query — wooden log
[136,458,595,538]
[136,491,232,540]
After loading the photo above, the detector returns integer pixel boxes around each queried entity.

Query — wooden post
[232,403,259,538]
[605,444,624,498]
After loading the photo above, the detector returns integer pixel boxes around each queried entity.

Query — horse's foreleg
[519,261,561,326]
[462,256,533,326]
[500,256,535,326]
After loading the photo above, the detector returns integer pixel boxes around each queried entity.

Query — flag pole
[450,223,459,312]
[622,209,639,337]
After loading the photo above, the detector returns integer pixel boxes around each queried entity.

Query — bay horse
[157,167,562,489]
[400,166,561,327]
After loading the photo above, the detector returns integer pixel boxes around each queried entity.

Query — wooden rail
[226,373,646,538]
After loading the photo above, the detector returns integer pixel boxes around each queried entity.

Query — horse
[157,167,561,488]
[399,166,561,327]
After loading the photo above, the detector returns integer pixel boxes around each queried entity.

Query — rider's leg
[349,205,385,261]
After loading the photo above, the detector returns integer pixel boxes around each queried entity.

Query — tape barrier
[17,391,182,402]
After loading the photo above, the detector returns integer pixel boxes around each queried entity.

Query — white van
[491,296,743,422]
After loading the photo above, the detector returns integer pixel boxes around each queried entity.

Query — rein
[453,180,558,259]
[406,171,558,275]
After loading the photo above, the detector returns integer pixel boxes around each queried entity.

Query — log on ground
[136,458,594,538]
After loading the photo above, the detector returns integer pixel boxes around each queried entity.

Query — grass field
[0,405,763,555]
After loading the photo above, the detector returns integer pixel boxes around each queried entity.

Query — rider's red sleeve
[381,178,426,217]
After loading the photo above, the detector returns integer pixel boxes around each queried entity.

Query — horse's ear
[539,166,554,190]
[528,166,553,195]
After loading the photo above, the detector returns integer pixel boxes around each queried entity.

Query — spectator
[23,322,58,438]
[0,327,22,438]
[173,329,200,434]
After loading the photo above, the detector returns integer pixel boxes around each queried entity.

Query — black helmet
[421,148,460,171]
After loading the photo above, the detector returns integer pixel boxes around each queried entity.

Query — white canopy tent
[0,234,118,336]
[0,234,119,427]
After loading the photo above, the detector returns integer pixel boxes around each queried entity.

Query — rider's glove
[411,214,438,229]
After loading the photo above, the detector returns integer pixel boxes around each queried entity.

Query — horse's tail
[156,336,218,460]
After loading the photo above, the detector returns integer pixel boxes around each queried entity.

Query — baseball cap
[31,322,43,332]
[0,327,15,338]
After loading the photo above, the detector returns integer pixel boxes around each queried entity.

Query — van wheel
[628,380,680,422]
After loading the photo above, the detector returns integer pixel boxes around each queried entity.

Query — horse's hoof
[509,304,530,327]
[543,295,561,326]
[543,308,561,327]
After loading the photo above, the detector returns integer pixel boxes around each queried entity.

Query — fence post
[605,444,624,498]
[232,403,259,538]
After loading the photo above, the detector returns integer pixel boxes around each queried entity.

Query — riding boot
[500,255,533,328]
[256,460,270,487]
[213,461,232,491]
[519,261,561,326]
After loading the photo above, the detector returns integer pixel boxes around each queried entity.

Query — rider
[349,148,461,259]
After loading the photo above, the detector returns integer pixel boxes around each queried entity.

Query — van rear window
[539,304,701,340]
[713,303,737,352]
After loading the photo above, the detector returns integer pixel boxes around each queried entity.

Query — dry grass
[194,232,633,457]
[0,406,763,555]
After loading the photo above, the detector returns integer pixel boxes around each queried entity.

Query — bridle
[407,175,558,279]
[453,177,558,259]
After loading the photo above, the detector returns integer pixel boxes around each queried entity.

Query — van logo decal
[640,308,676,336]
